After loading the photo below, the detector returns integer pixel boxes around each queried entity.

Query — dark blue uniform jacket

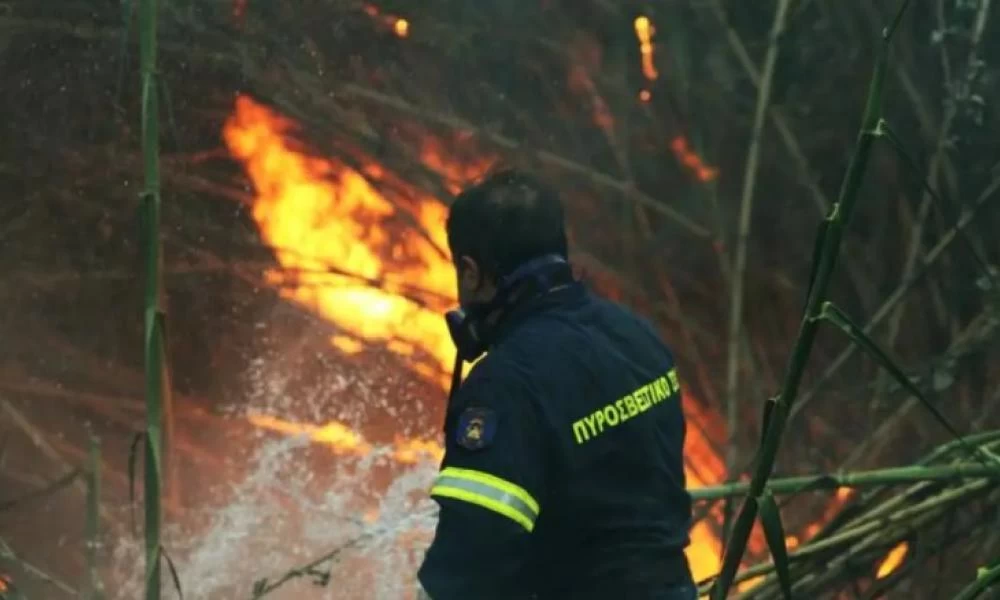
[418,282,693,599]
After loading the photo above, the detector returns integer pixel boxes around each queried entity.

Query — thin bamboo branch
[788,174,1000,423]
[703,0,827,216]
[691,462,1000,501]
[841,310,997,469]
[736,439,1000,596]
[0,381,139,428]
[0,535,78,597]
[0,468,80,512]
[709,5,910,595]
[837,440,1000,540]
[724,0,793,483]
[45,436,131,495]
[0,380,230,470]
[875,0,996,409]
[973,384,1000,431]
[333,83,712,238]
[138,0,167,596]
[778,482,994,596]
[714,478,994,595]
[249,507,439,599]
[0,396,108,520]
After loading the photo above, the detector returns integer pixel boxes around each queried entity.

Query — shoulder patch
[455,407,497,450]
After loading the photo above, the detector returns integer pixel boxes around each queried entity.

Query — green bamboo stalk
[85,433,105,600]
[139,0,165,598]
[919,431,1000,466]
[691,463,1000,501]
[787,178,1000,426]
[953,561,1000,600]
[704,477,994,595]
[803,437,1000,547]
[709,4,910,597]
[832,461,999,539]
[775,483,997,598]
[756,493,791,598]
[781,478,991,561]
[694,433,1000,560]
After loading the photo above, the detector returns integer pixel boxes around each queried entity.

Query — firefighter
[417,169,695,600]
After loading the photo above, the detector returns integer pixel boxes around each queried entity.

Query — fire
[248,413,443,464]
[633,16,659,81]
[670,136,719,183]
[223,95,459,388]
[876,542,909,578]
[363,4,410,38]
[394,19,410,38]
[223,95,727,582]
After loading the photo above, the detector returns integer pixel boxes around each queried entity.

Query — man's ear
[458,256,482,290]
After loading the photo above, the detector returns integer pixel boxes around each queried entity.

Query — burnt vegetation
[0,0,999,598]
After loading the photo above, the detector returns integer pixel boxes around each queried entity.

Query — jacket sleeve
[417,360,547,600]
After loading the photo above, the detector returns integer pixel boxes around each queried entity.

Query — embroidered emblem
[456,407,497,450]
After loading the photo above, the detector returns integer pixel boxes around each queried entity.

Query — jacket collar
[490,281,587,347]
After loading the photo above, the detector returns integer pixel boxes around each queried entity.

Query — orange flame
[248,413,443,464]
[634,16,659,81]
[224,95,728,582]
[876,542,909,578]
[364,4,410,38]
[223,95,459,388]
[670,136,719,183]
[739,574,765,593]
[393,18,410,38]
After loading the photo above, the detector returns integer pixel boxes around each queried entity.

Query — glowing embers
[876,541,909,579]
[634,16,659,79]
[670,136,719,183]
[364,4,410,38]
[634,16,658,102]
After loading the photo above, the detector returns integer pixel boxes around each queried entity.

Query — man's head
[447,169,568,308]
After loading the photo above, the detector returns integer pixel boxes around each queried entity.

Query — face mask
[444,254,571,363]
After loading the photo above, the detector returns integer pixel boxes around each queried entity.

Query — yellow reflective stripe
[439,467,541,513]
[431,485,536,532]
[430,467,540,532]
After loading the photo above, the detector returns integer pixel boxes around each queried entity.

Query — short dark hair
[447,169,568,279]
